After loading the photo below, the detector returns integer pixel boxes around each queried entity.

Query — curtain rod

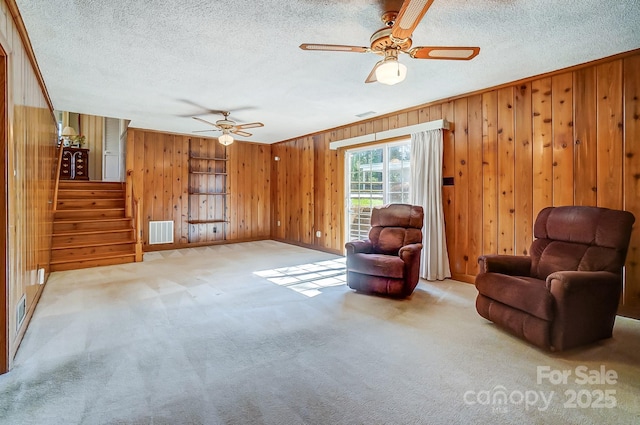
[329,119,450,150]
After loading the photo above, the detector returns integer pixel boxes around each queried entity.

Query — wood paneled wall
[79,113,104,180]
[272,50,640,317]
[271,133,342,253]
[2,0,58,370]
[126,129,271,250]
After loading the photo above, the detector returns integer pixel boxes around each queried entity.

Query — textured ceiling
[15,0,640,143]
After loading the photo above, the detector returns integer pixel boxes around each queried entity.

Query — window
[346,140,411,241]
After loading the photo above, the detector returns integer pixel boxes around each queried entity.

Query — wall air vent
[16,295,26,332]
[149,221,174,244]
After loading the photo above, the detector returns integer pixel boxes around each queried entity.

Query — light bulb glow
[218,133,234,146]
[375,58,407,85]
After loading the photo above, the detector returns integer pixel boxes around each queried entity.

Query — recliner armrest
[399,243,423,262]
[546,270,622,351]
[477,255,531,276]
[546,270,620,293]
[345,240,373,255]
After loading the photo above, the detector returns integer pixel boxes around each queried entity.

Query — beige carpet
[1,240,639,425]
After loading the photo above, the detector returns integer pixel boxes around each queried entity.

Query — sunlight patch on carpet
[254,258,346,297]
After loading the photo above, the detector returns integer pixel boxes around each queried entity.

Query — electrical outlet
[316,231,322,238]
[277,220,281,226]
[37,268,45,285]
[213,227,217,233]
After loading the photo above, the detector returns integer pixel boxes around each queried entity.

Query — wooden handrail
[133,196,143,262]
[52,146,65,212]
[125,169,134,218]
[125,169,143,262]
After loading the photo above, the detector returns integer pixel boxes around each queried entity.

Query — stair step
[50,254,136,272]
[51,241,136,261]
[57,189,125,199]
[58,181,124,191]
[57,198,125,210]
[53,217,133,233]
[54,208,126,220]
[52,238,136,251]
[52,230,135,248]
[52,179,136,272]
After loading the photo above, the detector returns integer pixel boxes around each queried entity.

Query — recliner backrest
[529,206,635,279]
[368,204,424,255]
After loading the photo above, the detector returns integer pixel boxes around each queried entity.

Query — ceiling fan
[192,111,264,146]
[300,0,480,85]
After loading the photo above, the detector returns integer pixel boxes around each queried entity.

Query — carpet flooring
[1,240,639,424]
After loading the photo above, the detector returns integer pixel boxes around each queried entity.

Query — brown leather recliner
[345,204,424,298]
[475,206,635,351]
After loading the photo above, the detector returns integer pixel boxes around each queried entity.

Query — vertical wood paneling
[2,2,57,370]
[514,84,533,256]
[227,141,239,240]
[482,91,498,256]
[573,67,598,206]
[329,133,341,250]
[453,99,468,275]
[552,73,574,206]
[236,142,247,238]
[178,136,189,244]
[79,113,103,180]
[622,55,640,317]
[532,78,554,218]
[441,102,455,266]
[127,130,270,249]
[314,134,326,248]
[467,94,483,274]
[497,87,515,255]
[302,136,314,244]
[596,60,624,209]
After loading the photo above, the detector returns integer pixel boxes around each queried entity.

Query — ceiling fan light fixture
[218,132,234,146]
[375,57,407,85]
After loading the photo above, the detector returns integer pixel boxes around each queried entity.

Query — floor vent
[16,295,26,332]
[149,221,174,244]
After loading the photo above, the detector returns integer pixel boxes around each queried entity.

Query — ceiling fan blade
[410,46,480,60]
[192,116,221,128]
[392,0,434,40]
[235,122,264,130]
[365,61,382,83]
[300,43,369,53]
[232,129,253,137]
[192,129,218,133]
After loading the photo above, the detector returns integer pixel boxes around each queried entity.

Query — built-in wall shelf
[187,219,229,224]
[188,171,227,175]
[187,139,228,243]
[189,156,228,161]
[188,192,229,195]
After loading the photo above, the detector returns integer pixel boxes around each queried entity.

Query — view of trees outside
[347,142,411,240]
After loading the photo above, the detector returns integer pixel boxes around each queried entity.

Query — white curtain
[410,129,451,281]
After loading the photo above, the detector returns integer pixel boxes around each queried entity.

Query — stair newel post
[126,169,143,262]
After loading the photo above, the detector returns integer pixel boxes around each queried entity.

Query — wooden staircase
[51,181,137,271]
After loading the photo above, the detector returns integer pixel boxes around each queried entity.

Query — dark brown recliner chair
[345,204,424,298]
[475,206,635,351]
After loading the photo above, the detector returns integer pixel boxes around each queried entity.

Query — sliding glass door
[345,140,411,241]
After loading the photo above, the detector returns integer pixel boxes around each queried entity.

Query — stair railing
[52,145,65,212]
[126,169,143,262]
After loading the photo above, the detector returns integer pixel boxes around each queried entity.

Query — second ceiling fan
[300,0,480,85]
[193,111,264,146]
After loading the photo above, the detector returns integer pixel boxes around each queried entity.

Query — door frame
[0,45,8,374]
